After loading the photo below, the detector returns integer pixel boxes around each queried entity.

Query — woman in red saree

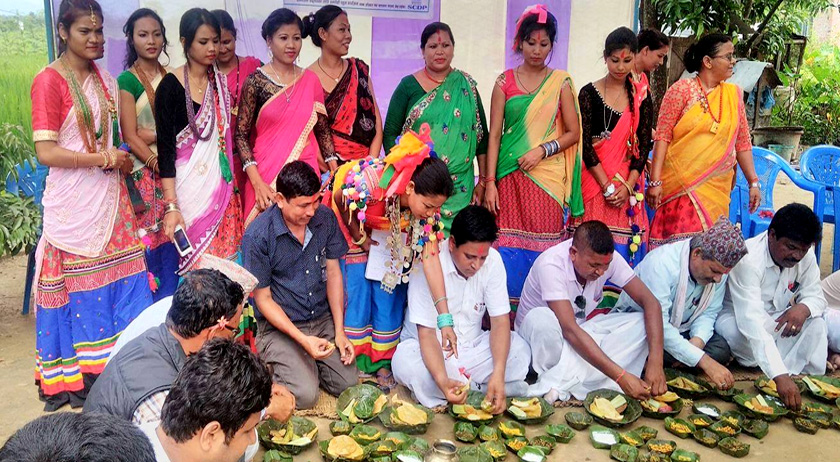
[571,27,653,265]
[211,9,261,195]
[304,5,382,162]
[647,34,760,247]
[235,8,336,228]
[31,0,152,409]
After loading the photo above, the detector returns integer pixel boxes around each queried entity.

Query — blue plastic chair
[5,160,48,315]
[732,148,825,258]
[799,145,840,271]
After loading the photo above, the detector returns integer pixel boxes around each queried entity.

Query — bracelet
[324,155,339,164]
[433,296,448,308]
[615,369,626,384]
[352,229,368,246]
[73,152,79,169]
[242,160,258,172]
[437,313,454,329]
[145,154,158,168]
[541,140,560,159]
[164,203,181,215]
[749,181,761,190]
[484,177,496,184]
[648,179,663,187]
[614,175,633,196]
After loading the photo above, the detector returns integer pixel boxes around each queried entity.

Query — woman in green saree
[383,22,488,231]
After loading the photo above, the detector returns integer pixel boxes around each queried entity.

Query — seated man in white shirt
[140,339,272,462]
[615,218,747,391]
[392,205,530,411]
[716,203,827,411]
[516,221,666,403]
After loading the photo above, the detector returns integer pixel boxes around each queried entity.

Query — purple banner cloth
[505,0,571,70]
[370,2,440,119]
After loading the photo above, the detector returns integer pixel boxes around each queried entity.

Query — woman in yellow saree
[484,5,583,309]
[647,34,760,247]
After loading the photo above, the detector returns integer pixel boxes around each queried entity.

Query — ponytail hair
[684,33,731,73]
[604,26,638,115]
[411,157,454,198]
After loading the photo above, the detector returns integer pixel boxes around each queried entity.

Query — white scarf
[671,242,716,332]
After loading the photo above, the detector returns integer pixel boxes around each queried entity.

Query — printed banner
[285,0,435,19]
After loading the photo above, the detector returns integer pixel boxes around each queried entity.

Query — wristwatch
[603,183,616,197]
[749,181,761,190]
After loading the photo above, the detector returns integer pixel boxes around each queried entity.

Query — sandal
[375,369,397,394]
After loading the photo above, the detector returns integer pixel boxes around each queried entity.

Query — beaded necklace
[340,158,444,293]
[230,56,241,117]
[183,65,232,183]
[60,55,118,153]
[695,77,723,133]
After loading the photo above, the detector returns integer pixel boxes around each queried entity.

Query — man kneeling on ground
[139,339,272,462]
[392,205,531,410]
[716,203,827,411]
[614,218,746,391]
[243,161,357,409]
[515,220,666,403]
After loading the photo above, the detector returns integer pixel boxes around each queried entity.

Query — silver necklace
[269,60,297,103]
[600,81,620,140]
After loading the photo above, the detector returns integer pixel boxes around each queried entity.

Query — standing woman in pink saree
[235,8,337,228]
[154,8,243,273]
[570,27,653,266]
[30,0,152,410]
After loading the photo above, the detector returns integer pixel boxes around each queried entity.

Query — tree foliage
[652,0,832,58]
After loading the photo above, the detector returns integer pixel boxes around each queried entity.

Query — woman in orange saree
[572,27,653,266]
[235,9,336,228]
[647,34,760,247]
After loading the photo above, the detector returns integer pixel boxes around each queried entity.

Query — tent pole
[44,0,55,62]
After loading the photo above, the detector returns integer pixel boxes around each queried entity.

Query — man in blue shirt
[243,161,356,409]
[614,218,747,391]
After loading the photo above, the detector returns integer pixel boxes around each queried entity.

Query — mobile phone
[173,224,194,257]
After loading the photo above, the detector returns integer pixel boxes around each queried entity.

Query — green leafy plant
[0,191,41,256]
[772,42,840,145]
[651,0,831,58]
[0,123,36,187]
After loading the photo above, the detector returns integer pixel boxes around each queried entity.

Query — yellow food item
[669,423,691,434]
[589,397,623,422]
[762,379,778,393]
[743,396,774,414]
[654,392,680,403]
[717,425,736,435]
[691,418,708,426]
[393,403,428,426]
[456,405,493,421]
[327,435,364,460]
[507,439,526,451]
[373,394,388,415]
[666,377,707,392]
[649,443,672,453]
[812,378,840,398]
[510,398,542,418]
[270,428,290,444]
[499,421,524,437]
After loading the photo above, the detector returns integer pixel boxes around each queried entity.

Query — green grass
[0,54,47,137]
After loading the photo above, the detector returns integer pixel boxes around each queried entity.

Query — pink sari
[576,77,649,264]
[174,67,235,272]
[243,69,325,226]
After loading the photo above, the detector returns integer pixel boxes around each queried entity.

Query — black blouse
[578,82,653,174]
[154,73,201,179]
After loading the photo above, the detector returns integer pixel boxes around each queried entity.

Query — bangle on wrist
[433,296,448,308]
[324,155,339,164]
[615,369,626,384]
[242,160,258,172]
[437,313,454,329]
[648,179,662,188]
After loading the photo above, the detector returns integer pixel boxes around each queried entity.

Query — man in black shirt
[243,161,357,409]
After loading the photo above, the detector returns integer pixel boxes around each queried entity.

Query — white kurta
[392,245,531,408]
[821,271,840,352]
[514,240,648,400]
[716,231,827,378]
